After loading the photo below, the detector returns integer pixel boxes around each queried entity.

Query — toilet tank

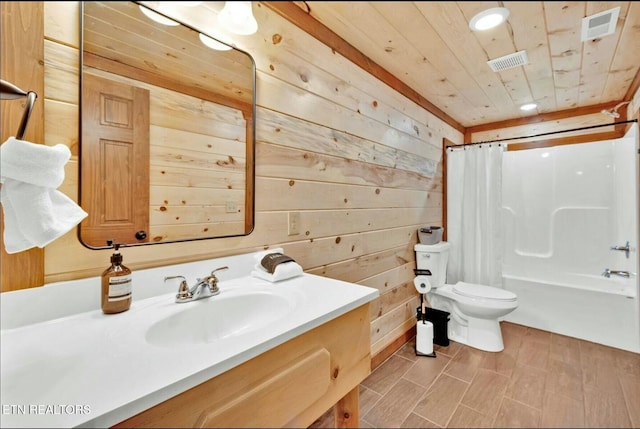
[414,241,451,288]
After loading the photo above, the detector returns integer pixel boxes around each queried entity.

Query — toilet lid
[453,282,517,302]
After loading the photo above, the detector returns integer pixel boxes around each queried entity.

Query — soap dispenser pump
[101,240,132,314]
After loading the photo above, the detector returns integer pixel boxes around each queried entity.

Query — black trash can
[424,307,450,347]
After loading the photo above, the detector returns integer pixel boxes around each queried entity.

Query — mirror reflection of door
[81,74,150,247]
[79,1,255,248]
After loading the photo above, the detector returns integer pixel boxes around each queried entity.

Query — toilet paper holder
[414,268,436,358]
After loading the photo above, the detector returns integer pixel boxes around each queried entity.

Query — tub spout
[602,268,631,278]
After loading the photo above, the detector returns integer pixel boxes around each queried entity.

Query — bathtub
[502,272,639,353]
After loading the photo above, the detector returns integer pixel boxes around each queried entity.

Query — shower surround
[501,126,639,353]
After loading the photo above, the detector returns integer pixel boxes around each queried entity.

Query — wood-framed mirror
[78,1,255,249]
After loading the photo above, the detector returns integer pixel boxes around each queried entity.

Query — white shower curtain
[447,143,505,287]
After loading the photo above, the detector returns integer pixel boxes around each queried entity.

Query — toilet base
[428,295,506,353]
[448,316,505,352]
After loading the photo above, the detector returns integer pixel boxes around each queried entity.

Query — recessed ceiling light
[469,7,510,31]
[520,103,537,111]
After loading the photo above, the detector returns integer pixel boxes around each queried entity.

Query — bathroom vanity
[0,249,379,428]
[116,303,370,428]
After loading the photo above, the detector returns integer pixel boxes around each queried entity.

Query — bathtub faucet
[610,241,631,259]
[602,268,630,279]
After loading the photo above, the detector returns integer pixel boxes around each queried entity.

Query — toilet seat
[453,282,517,302]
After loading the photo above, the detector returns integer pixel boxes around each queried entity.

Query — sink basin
[145,289,296,347]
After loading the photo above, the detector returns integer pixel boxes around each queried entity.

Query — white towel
[251,261,303,282]
[0,137,88,254]
[1,137,70,188]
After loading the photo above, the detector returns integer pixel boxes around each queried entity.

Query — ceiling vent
[487,50,528,72]
[581,7,620,41]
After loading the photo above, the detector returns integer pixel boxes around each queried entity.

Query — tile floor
[310,322,640,428]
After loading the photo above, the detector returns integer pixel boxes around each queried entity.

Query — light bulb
[199,33,232,51]
[218,2,258,36]
[139,5,179,26]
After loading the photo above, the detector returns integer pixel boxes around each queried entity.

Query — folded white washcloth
[1,179,88,253]
[253,249,284,264]
[0,137,88,253]
[1,137,71,188]
[251,261,304,282]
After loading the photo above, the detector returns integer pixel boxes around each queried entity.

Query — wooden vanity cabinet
[114,303,371,428]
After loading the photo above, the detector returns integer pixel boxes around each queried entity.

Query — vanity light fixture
[520,103,537,111]
[469,7,510,31]
[139,5,179,26]
[218,1,258,36]
[199,33,232,51]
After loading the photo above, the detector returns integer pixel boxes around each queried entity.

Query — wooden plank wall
[35,2,462,360]
[0,2,45,291]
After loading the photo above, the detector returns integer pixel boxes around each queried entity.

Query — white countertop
[0,249,379,428]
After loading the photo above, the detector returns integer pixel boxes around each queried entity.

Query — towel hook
[0,79,38,140]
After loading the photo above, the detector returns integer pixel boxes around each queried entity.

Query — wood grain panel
[256,178,438,211]
[371,2,498,115]
[504,1,556,114]
[307,245,415,284]
[197,348,330,428]
[256,143,435,190]
[44,40,79,108]
[370,295,420,345]
[301,2,483,123]
[257,108,441,172]
[604,2,640,101]
[248,4,463,144]
[262,1,464,133]
[457,2,533,108]
[1,1,45,291]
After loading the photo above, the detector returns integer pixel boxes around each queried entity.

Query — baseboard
[371,324,416,370]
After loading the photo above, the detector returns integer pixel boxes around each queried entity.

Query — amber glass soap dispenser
[101,240,132,314]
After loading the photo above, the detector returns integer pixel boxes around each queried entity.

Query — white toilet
[415,241,518,352]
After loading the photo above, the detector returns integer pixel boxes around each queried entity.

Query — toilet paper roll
[416,321,434,355]
[413,275,431,294]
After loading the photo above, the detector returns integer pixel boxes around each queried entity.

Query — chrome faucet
[602,268,631,279]
[164,266,229,303]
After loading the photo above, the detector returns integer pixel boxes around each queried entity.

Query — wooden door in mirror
[79,1,255,249]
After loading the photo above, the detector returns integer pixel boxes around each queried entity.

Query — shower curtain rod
[450,118,638,148]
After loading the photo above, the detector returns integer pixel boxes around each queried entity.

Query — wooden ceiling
[281,1,640,129]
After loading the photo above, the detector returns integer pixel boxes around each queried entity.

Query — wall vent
[581,7,620,41]
[487,50,528,72]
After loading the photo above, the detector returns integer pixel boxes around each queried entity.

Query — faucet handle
[202,266,229,293]
[165,275,191,300]
[211,266,229,276]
